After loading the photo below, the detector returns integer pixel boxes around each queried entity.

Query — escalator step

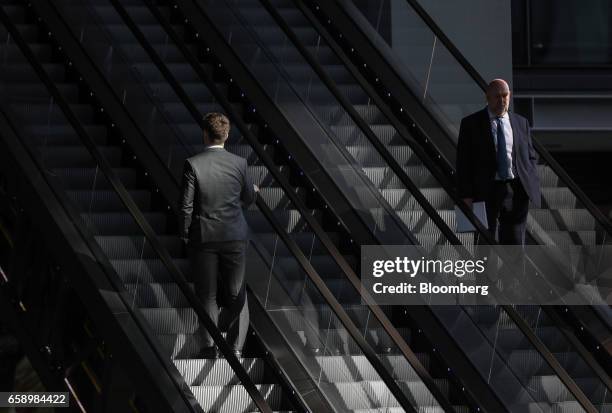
[67,189,151,211]
[174,358,266,386]
[111,258,190,283]
[313,354,430,382]
[148,81,213,102]
[2,43,52,62]
[91,5,159,25]
[362,166,437,188]
[331,380,440,410]
[95,235,182,259]
[347,145,421,166]
[189,384,284,413]
[81,212,167,235]
[2,63,65,82]
[541,188,577,208]
[382,188,452,210]
[51,168,140,189]
[33,146,123,168]
[23,124,107,145]
[507,350,602,378]
[124,282,191,308]
[332,125,400,147]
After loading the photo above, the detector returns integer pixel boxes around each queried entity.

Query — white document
[455,202,488,233]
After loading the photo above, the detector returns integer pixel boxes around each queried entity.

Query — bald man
[457,79,541,245]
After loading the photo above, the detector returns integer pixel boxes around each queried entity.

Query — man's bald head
[486,79,511,117]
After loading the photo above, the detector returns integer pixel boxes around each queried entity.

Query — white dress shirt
[488,109,514,180]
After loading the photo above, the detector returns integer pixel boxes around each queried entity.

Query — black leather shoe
[195,346,219,359]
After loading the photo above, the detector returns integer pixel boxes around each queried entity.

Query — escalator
[41,0,477,411]
[22,0,512,408]
[0,3,310,412]
[248,0,612,411]
[3,0,609,411]
[95,0,612,411]
[0,22,202,413]
[112,3,606,408]
[1,0,479,412]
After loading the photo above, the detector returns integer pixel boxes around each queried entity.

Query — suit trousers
[481,178,530,245]
[189,240,249,351]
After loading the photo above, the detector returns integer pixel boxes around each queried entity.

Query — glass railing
[350,0,485,138]
[53,0,192,182]
[0,28,272,409]
[300,0,611,408]
[165,1,600,411]
[191,1,610,410]
[37,2,440,411]
[235,0,480,251]
[187,0,418,245]
[246,214,405,412]
[348,0,612,260]
[31,0,608,408]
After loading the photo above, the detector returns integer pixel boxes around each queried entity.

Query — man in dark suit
[457,79,541,245]
[179,112,257,358]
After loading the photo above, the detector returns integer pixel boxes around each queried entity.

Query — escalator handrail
[0,110,197,413]
[302,0,612,393]
[275,2,607,411]
[29,0,181,209]
[250,1,477,411]
[295,0,612,397]
[119,0,456,410]
[185,1,606,412]
[185,0,417,247]
[356,0,612,243]
[187,1,607,412]
[402,0,612,240]
[57,0,194,162]
[0,75,201,413]
[0,8,273,412]
[115,1,422,411]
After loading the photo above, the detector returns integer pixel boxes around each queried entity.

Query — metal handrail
[0,57,202,413]
[0,7,272,412]
[131,2,460,410]
[297,0,610,396]
[276,1,603,412]
[302,0,612,392]
[131,1,422,411]
[177,1,608,412]
[0,109,198,413]
[252,1,469,411]
[29,0,180,210]
[214,0,419,247]
[402,0,612,237]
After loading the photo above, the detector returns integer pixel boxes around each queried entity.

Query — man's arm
[240,158,257,206]
[179,160,196,243]
[456,118,474,205]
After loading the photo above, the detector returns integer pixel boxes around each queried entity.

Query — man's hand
[253,184,260,193]
[462,198,473,209]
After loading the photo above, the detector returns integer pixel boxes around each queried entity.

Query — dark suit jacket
[179,147,256,243]
[457,108,541,208]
